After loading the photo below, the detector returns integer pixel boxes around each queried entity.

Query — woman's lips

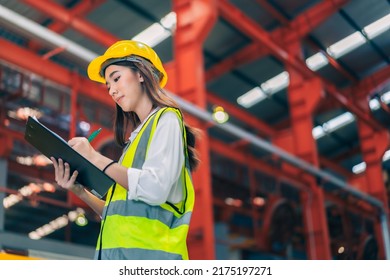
[116,96,124,103]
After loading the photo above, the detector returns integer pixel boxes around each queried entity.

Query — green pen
[88,128,102,142]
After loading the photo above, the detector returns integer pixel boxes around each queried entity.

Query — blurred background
[0,0,390,260]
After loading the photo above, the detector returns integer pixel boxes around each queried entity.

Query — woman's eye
[114,76,120,82]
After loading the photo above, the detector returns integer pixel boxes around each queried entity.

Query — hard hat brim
[87,54,168,87]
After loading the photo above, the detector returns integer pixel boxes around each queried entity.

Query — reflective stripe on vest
[95,107,195,260]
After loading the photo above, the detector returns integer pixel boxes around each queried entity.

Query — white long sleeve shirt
[125,108,184,205]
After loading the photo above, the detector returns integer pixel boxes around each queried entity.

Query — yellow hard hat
[87,40,168,88]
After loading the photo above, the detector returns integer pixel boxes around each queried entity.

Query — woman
[51,40,199,260]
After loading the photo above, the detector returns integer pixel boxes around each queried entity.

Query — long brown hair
[106,58,200,171]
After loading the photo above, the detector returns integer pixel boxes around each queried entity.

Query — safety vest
[95,107,195,260]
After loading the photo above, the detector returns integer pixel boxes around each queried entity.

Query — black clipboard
[24,116,115,198]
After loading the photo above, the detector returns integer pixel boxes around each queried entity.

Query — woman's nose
[109,88,118,97]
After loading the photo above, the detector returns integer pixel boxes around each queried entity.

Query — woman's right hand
[51,157,84,196]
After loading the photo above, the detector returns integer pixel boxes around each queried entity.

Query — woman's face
[104,64,144,112]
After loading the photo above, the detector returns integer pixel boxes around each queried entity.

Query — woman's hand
[68,137,99,164]
[51,157,84,196]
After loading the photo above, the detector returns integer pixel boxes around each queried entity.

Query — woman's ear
[138,73,144,83]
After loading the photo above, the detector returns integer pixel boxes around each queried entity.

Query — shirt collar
[129,106,160,141]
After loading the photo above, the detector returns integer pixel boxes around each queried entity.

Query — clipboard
[24,116,115,198]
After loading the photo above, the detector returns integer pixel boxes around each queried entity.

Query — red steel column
[170,0,217,259]
[273,42,331,259]
[291,75,331,259]
[289,72,331,259]
[357,108,390,259]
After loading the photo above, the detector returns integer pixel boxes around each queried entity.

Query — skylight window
[237,86,267,108]
[326,32,367,59]
[363,13,390,39]
[306,52,329,71]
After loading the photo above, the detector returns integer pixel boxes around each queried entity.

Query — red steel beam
[271,0,350,43]
[6,161,55,186]
[209,0,349,82]
[219,1,383,131]
[207,91,276,136]
[256,0,289,25]
[210,138,308,190]
[319,156,353,178]
[0,186,70,209]
[45,0,106,34]
[0,39,113,107]
[346,64,390,100]
[25,0,105,53]
[22,0,117,47]
[306,43,358,83]
[255,0,356,83]
[210,137,376,217]
[205,44,269,82]
[324,83,382,130]
[218,0,290,65]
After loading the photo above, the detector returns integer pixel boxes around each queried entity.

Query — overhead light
[3,194,22,209]
[28,208,88,239]
[326,31,367,59]
[312,125,325,139]
[380,90,390,103]
[322,112,355,133]
[352,162,366,174]
[235,71,289,109]
[363,14,390,39]
[212,106,229,124]
[79,121,90,132]
[29,215,69,240]
[312,112,355,140]
[3,182,55,209]
[160,12,177,30]
[7,107,43,121]
[132,12,176,47]
[75,213,88,227]
[369,90,390,111]
[225,197,242,207]
[352,149,390,175]
[132,23,170,48]
[252,197,266,207]
[237,86,267,108]
[369,99,381,111]
[16,155,52,167]
[261,71,289,94]
[383,150,390,161]
[306,52,329,71]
